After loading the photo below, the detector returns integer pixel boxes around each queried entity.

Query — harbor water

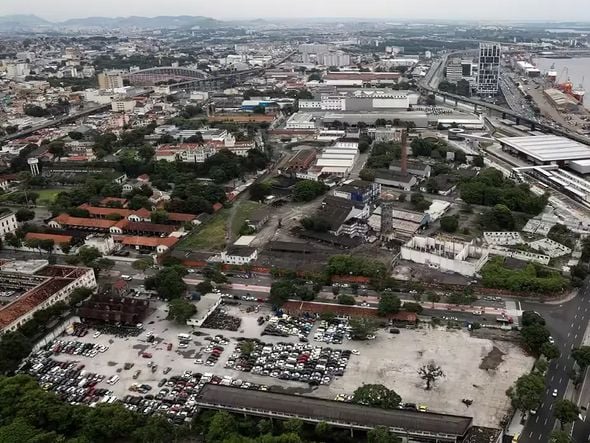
[533,57,590,111]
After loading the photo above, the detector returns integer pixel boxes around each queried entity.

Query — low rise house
[220,246,258,265]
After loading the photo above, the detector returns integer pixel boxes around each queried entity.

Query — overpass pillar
[502,112,506,119]
[454,99,458,106]
[474,104,478,113]
[350,428,354,438]
[442,96,446,103]
[516,117,520,125]
[530,122,535,130]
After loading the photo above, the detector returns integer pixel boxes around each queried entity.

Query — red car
[142,352,152,358]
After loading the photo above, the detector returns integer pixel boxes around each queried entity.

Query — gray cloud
[1,0,590,22]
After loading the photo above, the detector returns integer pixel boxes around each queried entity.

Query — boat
[572,84,585,104]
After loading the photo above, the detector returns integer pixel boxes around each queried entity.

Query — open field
[177,211,229,252]
[46,299,532,428]
[36,188,66,205]
[230,200,263,237]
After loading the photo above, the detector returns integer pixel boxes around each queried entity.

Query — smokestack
[400,129,408,175]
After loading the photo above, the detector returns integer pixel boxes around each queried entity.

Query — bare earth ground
[318,327,533,428]
[50,299,533,428]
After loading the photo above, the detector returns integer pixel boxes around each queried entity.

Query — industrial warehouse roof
[196,385,472,438]
[498,135,590,162]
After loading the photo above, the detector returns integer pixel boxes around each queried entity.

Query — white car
[548,336,555,344]
[351,350,360,355]
[552,389,558,397]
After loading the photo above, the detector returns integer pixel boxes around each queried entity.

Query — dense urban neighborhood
[1,8,590,443]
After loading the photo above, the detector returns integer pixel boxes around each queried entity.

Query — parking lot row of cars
[23,352,116,407]
[225,339,352,385]
[312,319,351,345]
[261,314,315,339]
[50,340,109,358]
[195,335,229,366]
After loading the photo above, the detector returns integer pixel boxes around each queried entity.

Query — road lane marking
[572,344,575,350]
[559,377,563,383]
[568,332,571,337]
[529,431,533,437]
[551,375,555,381]
[578,306,581,311]
[544,418,548,425]
[575,314,578,319]
[536,416,539,423]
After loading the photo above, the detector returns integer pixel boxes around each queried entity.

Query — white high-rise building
[477,43,501,96]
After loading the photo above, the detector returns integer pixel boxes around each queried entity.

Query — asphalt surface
[519,281,590,443]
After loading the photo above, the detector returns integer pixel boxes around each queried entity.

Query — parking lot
[22,297,532,428]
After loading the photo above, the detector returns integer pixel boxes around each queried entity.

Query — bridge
[418,82,590,146]
[125,67,207,86]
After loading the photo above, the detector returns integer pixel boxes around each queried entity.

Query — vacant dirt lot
[316,327,533,427]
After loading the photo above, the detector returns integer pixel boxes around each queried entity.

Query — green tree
[145,266,187,300]
[282,419,303,436]
[132,259,152,273]
[440,216,459,233]
[378,293,401,316]
[68,131,84,140]
[77,246,102,267]
[572,346,590,370]
[368,426,402,443]
[48,140,66,159]
[521,322,551,356]
[507,373,545,414]
[292,180,327,202]
[402,302,423,314]
[359,168,376,182]
[131,415,177,443]
[0,332,32,374]
[207,412,238,442]
[338,294,356,305]
[15,208,35,222]
[541,342,561,360]
[167,298,197,324]
[196,280,214,295]
[314,421,331,439]
[349,317,378,340]
[352,384,401,409]
[554,399,579,429]
[150,210,169,224]
[550,430,572,443]
[249,182,272,202]
[68,287,94,307]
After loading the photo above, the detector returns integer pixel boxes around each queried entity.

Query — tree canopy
[459,168,547,215]
[378,293,401,316]
[145,266,187,300]
[352,384,402,409]
[167,298,197,324]
[507,373,545,413]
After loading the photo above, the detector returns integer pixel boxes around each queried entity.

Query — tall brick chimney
[400,129,408,175]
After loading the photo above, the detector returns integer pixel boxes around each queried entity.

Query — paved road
[519,282,590,442]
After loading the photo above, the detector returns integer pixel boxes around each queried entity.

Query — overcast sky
[2,0,590,22]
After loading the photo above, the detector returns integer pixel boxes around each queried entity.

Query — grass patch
[178,210,229,252]
[230,200,263,237]
[35,189,66,205]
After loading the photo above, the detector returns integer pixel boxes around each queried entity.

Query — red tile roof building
[0,261,97,333]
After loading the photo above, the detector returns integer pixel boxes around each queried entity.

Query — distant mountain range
[0,14,225,31]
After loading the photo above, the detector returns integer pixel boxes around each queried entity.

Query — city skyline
[2,0,590,22]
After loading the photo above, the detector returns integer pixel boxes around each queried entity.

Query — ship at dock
[547,66,585,104]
